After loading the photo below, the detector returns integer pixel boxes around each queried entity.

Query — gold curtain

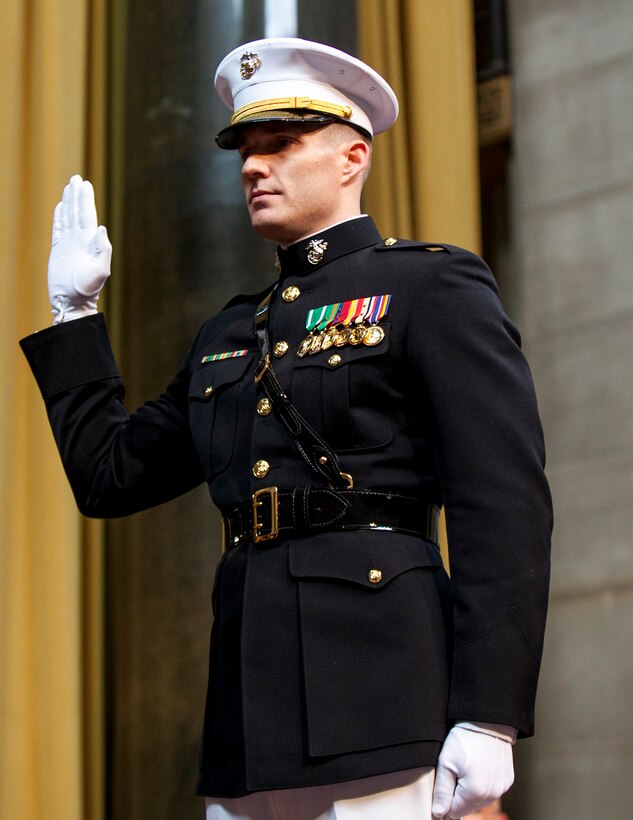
[358,0,481,252]
[0,2,106,818]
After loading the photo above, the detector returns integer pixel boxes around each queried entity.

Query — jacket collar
[276,216,381,278]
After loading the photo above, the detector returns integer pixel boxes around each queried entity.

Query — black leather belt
[221,486,440,552]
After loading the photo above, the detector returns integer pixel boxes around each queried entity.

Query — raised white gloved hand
[431,722,516,819]
[48,174,112,324]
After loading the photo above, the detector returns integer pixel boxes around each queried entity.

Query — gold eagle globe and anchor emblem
[305,238,328,265]
[240,51,262,79]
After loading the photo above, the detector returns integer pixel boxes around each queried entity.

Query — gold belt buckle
[252,486,279,543]
[254,353,271,384]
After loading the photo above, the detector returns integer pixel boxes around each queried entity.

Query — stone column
[506,3,633,817]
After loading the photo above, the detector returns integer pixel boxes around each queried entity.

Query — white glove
[431,723,515,819]
[48,174,112,323]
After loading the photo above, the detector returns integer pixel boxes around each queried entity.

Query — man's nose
[242,154,269,179]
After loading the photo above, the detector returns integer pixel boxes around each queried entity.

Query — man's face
[238,122,349,245]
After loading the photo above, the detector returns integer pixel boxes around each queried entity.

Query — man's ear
[341,138,371,184]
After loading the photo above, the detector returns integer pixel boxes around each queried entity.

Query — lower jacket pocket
[288,531,450,756]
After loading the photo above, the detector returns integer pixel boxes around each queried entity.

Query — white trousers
[204,767,434,820]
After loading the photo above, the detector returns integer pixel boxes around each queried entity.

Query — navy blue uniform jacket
[21,217,552,797]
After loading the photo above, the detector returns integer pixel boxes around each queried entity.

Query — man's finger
[78,179,98,230]
[61,182,72,230]
[68,174,83,228]
[89,225,113,262]
[431,764,457,818]
[51,201,63,245]
[450,779,484,818]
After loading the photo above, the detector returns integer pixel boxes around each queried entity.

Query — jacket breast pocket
[288,530,449,757]
[188,354,254,478]
[291,325,393,451]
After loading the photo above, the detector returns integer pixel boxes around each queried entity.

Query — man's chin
[250,217,296,245]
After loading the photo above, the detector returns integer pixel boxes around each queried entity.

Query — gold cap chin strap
[231,96,353,125]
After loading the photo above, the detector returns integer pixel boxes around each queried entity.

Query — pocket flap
[288,530,441,589]
[188,354,255,400]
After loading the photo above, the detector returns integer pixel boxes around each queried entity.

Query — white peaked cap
[214,37,399,149]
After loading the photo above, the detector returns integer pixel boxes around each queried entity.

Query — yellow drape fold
[1,2,105,817]
[358,0,481,252]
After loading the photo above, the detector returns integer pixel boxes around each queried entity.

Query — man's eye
[274,137,293,151]
[239,136,294,161]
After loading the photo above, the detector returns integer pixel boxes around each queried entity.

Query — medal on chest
[297,294,391,357]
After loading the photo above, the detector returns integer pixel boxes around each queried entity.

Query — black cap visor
[215,110,371,149]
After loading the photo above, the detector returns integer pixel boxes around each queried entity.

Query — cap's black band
[215,111,372,149]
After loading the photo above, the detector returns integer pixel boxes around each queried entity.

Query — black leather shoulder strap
[254,290,351,489]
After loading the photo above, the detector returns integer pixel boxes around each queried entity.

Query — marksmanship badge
[240,51,261,79]
[201,350,248,364]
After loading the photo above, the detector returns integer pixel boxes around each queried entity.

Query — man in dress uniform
[21,39,552,819]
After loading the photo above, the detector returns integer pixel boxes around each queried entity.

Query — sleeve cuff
[455,721,518,745]
[20,313,120,398]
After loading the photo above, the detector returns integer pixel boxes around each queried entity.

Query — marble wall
[505,2,633,816]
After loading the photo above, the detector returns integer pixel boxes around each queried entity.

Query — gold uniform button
[282,285,301,302]
[273,341,289,357]
[368,569,383,584]
[204,386,213,398]
[252,460,270,479]
[257,397,273,416]
[328,354,342,367]
[384,237,398,246]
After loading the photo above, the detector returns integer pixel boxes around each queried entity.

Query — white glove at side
[48,174,112,324]
[431,722,516,819]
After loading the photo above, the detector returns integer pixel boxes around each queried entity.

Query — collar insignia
[305,238,328,265]
[240,51,261,80]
